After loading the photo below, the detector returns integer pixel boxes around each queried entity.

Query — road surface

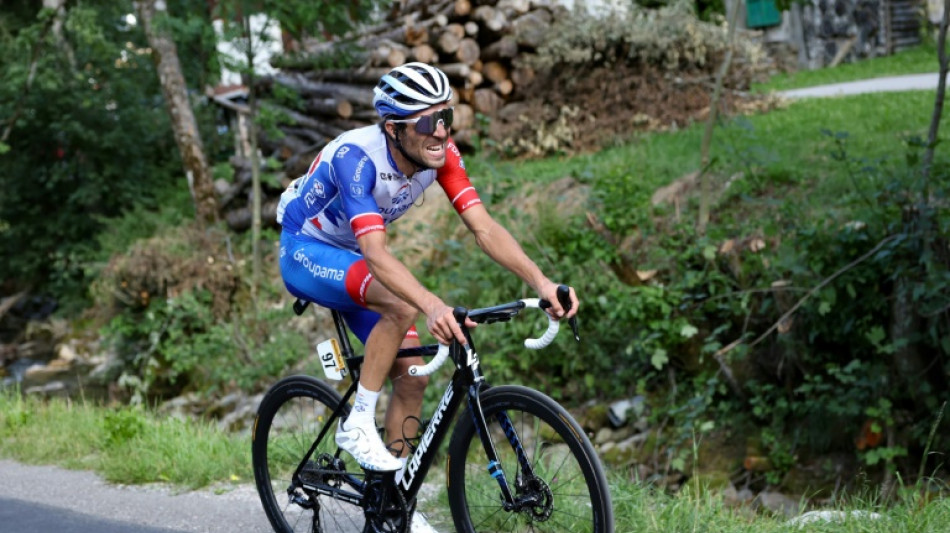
[0,460,272,532]
[779,72,948,99]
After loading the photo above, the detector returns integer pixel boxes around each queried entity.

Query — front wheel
[447,385,614,533]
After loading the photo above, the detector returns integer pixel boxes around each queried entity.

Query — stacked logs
[254,0,567,178]
[219,0,568,231]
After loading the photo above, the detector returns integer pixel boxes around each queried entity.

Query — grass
[0,390,249,489]
[2,391,948,531]
[468,89,943,236]
[753,41,942,92]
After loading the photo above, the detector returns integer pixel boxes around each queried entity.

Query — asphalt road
[779,72,948,98]
[0,460,273,533]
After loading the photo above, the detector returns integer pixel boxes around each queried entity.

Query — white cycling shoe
[335,417,402,472]
[410,511,440,533]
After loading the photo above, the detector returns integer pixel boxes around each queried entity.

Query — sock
[346,383,379,428]
[395,457,409,483]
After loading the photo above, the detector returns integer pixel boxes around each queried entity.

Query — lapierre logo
[293,249,344,281]
[466,347,480,371]
[379,172,399,181]
[401,386,454,490]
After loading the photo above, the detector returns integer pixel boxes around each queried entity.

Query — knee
[383,301,418,331]
[394,372,429,397]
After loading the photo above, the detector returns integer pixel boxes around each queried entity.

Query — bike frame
[289,300,537,510]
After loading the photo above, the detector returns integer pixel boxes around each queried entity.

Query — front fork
[467,382,536,510]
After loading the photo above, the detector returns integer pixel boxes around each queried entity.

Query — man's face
[388,104,452,169]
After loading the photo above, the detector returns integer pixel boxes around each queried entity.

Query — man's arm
[458,204,578,319]
[358,230,474,346]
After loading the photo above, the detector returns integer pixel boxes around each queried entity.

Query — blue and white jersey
[277,125,480,252]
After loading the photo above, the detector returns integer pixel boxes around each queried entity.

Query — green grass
[0,391,249,489]
[2,392,948,531]
[754,42,941,93]
[611,479,950,532]
[468,90,942,230]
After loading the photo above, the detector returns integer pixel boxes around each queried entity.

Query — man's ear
[384,121,396,138]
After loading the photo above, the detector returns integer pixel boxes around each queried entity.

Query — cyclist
[277,62,578,531]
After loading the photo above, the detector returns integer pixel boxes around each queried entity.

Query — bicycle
[252,285,614,533]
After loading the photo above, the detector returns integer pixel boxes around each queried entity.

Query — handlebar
[408,285,578,377]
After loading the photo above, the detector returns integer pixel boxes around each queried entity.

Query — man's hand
[425,303,477,346]
[538,282,579,321]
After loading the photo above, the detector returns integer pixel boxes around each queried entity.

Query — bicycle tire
[252,375,370,533]
[447,385,614,533]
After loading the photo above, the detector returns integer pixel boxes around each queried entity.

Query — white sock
[395,456,409,483]
[346,383,379,429]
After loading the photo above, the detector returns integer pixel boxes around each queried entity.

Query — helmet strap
[388,127,430,173]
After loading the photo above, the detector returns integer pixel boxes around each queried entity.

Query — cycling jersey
[278,125,480,251]
[278,125,482,343]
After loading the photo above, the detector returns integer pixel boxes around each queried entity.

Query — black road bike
[252,286,614,533]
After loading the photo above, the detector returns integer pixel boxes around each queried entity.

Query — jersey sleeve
[437,139,482,214]
[331,144,386,239]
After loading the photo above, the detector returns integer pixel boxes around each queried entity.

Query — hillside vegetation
[1,1,948,514]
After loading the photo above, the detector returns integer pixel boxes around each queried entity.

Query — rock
[24,380,67,396]
[754,491,801,517]
[594,427,614,445]
[56,342,78,362]
[23,360,73,384]
[786,510,883,527]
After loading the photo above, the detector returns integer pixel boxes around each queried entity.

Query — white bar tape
[407,299,562,377]
[408,344,450,376]
[521,299,560,350]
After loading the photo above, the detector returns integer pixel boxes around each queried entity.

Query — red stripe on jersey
[309,216,322,229]
[449,187,482,213]
[344,259,373,307]
[351,213,386,239]
[437,140,482,214]
[307,151,323,176]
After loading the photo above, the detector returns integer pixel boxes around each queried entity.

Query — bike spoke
[450,386,611,533]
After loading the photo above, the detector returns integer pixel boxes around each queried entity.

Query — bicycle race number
[316,338,347,380]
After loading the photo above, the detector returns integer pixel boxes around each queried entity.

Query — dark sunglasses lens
[414,109,453,134]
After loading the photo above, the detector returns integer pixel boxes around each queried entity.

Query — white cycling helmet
[373,62,453,118]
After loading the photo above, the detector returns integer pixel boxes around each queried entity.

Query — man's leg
[337,278,423,468]
[385,338,428,457]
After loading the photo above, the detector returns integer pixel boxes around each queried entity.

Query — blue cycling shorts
[279,231,417,344]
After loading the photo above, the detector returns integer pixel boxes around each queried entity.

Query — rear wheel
[447,385,614,533]
[252,375,369,533]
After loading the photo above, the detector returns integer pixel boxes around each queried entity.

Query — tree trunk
[2,0,66,145]
[697,0,741,235]
[137,0,218,227]
[922,0,949,182]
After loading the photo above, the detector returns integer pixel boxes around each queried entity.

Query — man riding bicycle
[276,62,578,532]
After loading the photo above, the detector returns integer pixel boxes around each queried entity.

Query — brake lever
[555,285,581,342]
[538,285,580,341]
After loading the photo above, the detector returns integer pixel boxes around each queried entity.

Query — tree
[0,2,181,297]
[137,0,219,227]
[922,0,949,182]
[697,0,742,235]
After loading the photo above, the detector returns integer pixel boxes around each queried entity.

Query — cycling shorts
[279,231,418,344]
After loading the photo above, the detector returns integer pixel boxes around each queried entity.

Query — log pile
[254,0,568,180]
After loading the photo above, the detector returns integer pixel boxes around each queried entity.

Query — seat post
[331,309,355,359]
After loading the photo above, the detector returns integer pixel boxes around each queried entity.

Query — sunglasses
[389,107,454,135]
